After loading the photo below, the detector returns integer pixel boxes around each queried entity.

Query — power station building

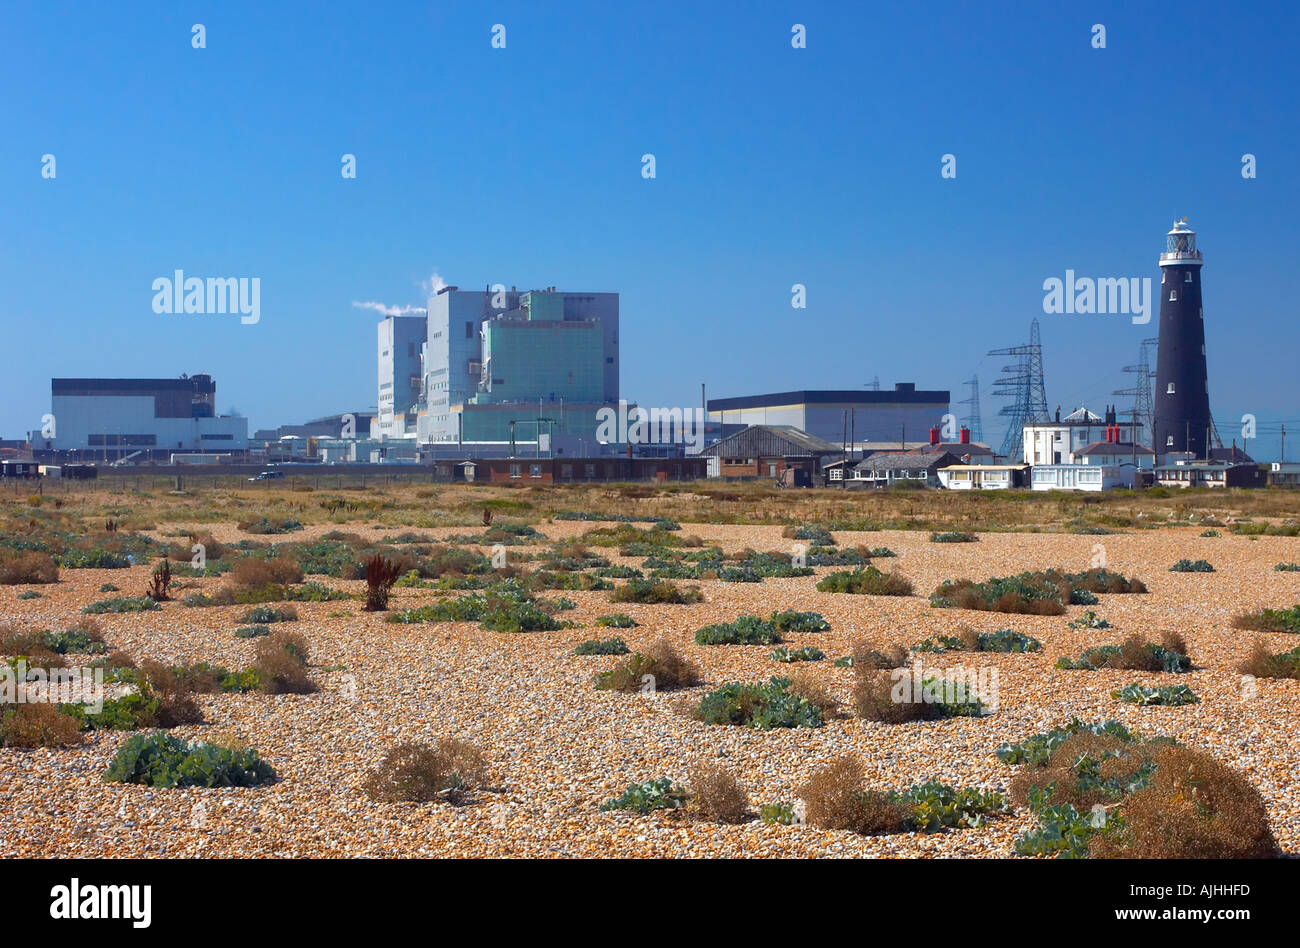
[416,285,621,445]
[1153,219,1214,459]
[706,384,950,446]
[376,315,425,439]
[38,374,248,460]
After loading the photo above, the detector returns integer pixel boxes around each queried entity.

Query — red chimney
[959,426,970,444]
[928,427,940,445]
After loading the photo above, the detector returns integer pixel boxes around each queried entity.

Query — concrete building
[420,285,619,444]
[376,315,425,439]
[39,375,247,460]
[706,384,949,446]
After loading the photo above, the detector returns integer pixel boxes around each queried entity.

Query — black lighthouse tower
[1153,219,1212,459]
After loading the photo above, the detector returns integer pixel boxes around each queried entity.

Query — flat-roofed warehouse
[706,383,950,445]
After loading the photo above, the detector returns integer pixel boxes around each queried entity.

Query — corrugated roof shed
[700,425,840,458]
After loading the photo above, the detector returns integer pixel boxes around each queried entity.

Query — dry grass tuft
[797,757,908,835]
[686,761,749,824]
[850,641,909,670]
[230,556,304,589]
[362,739,489,804]
[0,552,58,585]
[0,703,83,748]
[786,668,840,717]
[252,629,316,694]
[1093,745,1278,859]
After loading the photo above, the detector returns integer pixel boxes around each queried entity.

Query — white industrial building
[375,314,425,440]
[38,375,247,461]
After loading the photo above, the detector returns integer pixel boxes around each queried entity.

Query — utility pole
[1282,424,1287,462]
[841,410,850,488]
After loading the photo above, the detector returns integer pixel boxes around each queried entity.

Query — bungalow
[852,451,957,488]
[938,464,1029,490]
[1154,460,1266,489]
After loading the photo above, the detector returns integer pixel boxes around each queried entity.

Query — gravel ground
[3,520,1299,858]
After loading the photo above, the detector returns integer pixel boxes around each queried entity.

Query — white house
[938,464,1028,490]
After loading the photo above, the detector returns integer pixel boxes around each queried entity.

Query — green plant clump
[1068,610,1111,629]
[599,778,688,814]
[103,732,277,788]
[1169,559,1214,573]
[82,596,161,615]
[770,646,824,663]
[769,610,830,634]
[573,638,630,656]
[1112,683,1200,706]
[995,718,1137,767]
[930,531,978,543]
[694,677,824,729]
[816,566,912,596]
[695,615,781,646]
[594,613,637,628]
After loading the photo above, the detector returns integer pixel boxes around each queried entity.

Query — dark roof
[700,425,839,458]
[708,386,948,411]
[1077,441,1155,457]
[907,441,993,456]
[1155,460,1256,471]
[1210,446,1255,463]
[855,451,955,473]
[53,376,216,395]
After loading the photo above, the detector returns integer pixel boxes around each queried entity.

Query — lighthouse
[1153,219,1212,459]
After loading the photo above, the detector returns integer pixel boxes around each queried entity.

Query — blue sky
[3,0,1298,454]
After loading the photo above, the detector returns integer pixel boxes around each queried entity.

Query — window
[1161,272,1166,284]
[465,322,473,338]
[529,464,543,478]
[1168,290,1177,301]
[1184,272,1193,283]
[585,464,595,479]
[509,463,521,478]
[1166,435,1175,447]
[1166,382,1176,394]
